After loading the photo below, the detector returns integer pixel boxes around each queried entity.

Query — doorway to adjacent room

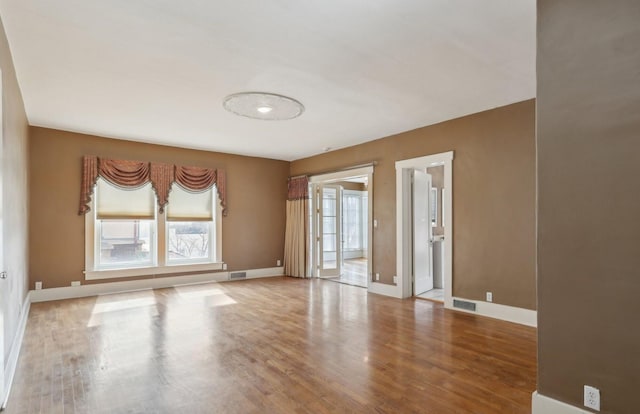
[309,166,373,288]
[395,152,453,306]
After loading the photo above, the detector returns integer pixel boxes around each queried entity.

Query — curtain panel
[78,156,227,216]
[284,176,309,277]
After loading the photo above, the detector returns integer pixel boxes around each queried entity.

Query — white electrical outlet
[584,385,600,411]
[392,275,398,284]
[277,259,281,266]
[222,263,227,270]
[71,281,81,287]
[486,292,493,302]
[35,281,42,290]
[373,219,378,228]
[375,273,380,281]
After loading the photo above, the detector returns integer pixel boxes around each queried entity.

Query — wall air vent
[229,272,247,280]
[453,299,477,312]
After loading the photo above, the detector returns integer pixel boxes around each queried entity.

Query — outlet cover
[393,275,398,284]
[375,273,380,281]
[486,292,493,302]
[584,385,600,411]
[35,281,42,290]
[277,259,281,266]
[71,281,81,287]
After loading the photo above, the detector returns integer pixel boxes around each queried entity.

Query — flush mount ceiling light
[223,92,304,120]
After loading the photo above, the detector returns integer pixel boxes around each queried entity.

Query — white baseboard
[3,291,31,409]
[532,391,590,414]
[448,297,537,327]
[365,287,536,327]
[368,282,402,298]
[239,267,284,280]
[30,267,285,303]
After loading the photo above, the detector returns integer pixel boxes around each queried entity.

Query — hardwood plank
[5,277,536,413]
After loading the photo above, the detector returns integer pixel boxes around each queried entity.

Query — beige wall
[537,1,640,412]
[292,100,536,310]
[29,127,289,289]
[0,16,29,374]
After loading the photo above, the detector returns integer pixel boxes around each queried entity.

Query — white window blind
[96,179,155,220]
[167,184,213,221]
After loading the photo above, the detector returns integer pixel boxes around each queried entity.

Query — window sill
[84,262,225,280]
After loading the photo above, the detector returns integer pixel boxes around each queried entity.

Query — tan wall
[537,1,640,412]
[0,16,29,368]
[29,127,289,288]
[292,100,536,309]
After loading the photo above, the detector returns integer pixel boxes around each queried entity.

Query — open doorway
[395,152,453,307]
[309,166,373,289]
[412,166,445,302]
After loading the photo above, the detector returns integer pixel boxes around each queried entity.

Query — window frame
[85,184,223,280]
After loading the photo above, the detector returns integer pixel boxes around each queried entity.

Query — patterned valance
[287,176,308,200]
[79,156,227,216]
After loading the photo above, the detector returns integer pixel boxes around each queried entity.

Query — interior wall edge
[1,291,30,409]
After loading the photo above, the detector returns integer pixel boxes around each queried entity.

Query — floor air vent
[229,272,247,280]
[453,299,476,312]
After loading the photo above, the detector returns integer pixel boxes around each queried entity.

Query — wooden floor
[6,277,536,413]
[325,258,368,287]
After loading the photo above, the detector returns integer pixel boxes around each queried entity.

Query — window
[342,190,368,251]
[166,185,214,263]
[95,179,156,269]
[86,179,222,279]
[98,220,155,267]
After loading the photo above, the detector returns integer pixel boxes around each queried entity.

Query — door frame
[396,151,453,307]
[0,67,5,407]
[309,166,373,289]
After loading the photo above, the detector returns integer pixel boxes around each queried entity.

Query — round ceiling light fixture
[223,92,304,120]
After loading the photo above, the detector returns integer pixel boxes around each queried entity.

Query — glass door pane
[319,185,341,276]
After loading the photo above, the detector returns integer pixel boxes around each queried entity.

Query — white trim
[395,151,454,304]
[85,262,224,280]
[368,282,402,298]
[532,391,590,414]
[31,267,284,303]
[397,168,413,298]
[2,292,31,410]
[451,296,537,327]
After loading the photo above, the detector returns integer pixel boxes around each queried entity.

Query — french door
[314,184,342,277]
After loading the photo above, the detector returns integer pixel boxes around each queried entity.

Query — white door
[0,73,6,404]
[413,170,433,295]
[318,184,342,277]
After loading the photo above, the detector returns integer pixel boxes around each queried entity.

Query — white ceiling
[0,0,535,161]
